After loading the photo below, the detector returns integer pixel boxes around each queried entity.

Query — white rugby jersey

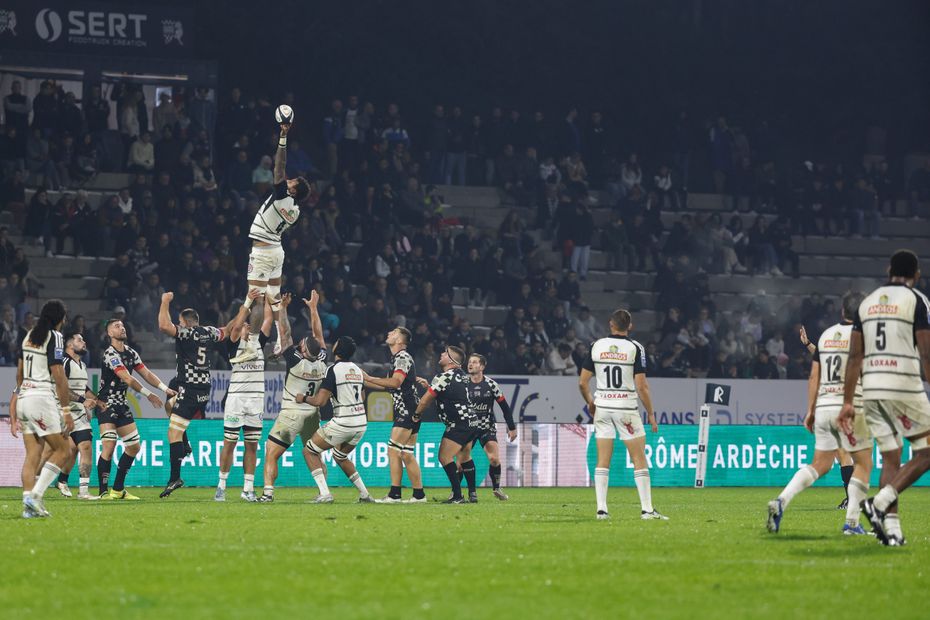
[320,360,366,427]
[249,181,300,246]
[226,332,269,398]
[854,283,930,401]
[19,330,64,399]
[281,345,328,411]
[582,335,646,411]
[813,322,862,408]
[63,356,90,417]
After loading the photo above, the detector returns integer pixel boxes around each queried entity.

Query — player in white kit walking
[578,309,666,521]
[840,250,930,546]
[767,292,872,535]
[215,292,274,501]
[236,119,311,362]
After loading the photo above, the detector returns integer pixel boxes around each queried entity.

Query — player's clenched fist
[161,292,174,304]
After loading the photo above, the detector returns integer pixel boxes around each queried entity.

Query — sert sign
[0,2,192,57]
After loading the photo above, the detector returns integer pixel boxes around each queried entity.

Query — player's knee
[169,414,190,432]
[244,428,261,443]
[333,448,348,462]
[488,455,501,467]
[101,430,118,444]
[267,284,282,311]
[388,440,404,453]
[305,438,324,456]
[223,426,240,442]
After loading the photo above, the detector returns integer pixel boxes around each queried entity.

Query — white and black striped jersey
[249,181,300,246]
[389,349,419,417]
[428,367,478,428]
[582,335,646,411]
[175,325,224,388]
[281,345,328,410]
[18,330,64,399]
[853,283,930,401]
[98,345,145,407]
[466,376,515,431]
[812,322,862,408]
[225,332,269,398]
[63,356,90,417]
[320,361,367,426]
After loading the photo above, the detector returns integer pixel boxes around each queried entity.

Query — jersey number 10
[601,366,623,389]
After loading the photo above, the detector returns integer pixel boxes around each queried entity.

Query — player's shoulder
[484,375,500,388]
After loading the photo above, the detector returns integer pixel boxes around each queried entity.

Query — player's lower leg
[864,447,903,543]
[337,451,372,502]
[76,445,93,499]
[461,460,478,501]
[594,438,613,519]
[110,430,141,500]
[439,440,465,502]
[216,435,237,501]
[383,440,405,501]
[401,445,426,501]
[97,430,117,495]
[260,440,286,502]
[870,443,930,545]
[842,450,872,534]
[305,436,334,502]
[838,464,854,509]
[241,436,259,501]
[161,421,189,498]
[626,437,667,520]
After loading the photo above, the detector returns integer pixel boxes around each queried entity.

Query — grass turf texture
[1,487,928,619]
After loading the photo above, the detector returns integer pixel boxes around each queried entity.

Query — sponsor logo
[868,296,898,315]
[345,372,363,382]
[161,19,183,45]
[599,350,628,361]
[35,8,62,42]
[0,9,17,35]
[868,358,898,368]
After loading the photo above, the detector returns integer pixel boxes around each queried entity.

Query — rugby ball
[275,104,294,124]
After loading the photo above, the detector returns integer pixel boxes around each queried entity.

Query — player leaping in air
[234,119,311,363]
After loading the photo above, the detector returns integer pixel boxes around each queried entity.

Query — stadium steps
[791,235,930,257]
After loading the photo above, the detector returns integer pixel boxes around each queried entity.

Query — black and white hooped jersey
[320,361,367,426]
[18,330,64,399]
[249,181,300,246]
[466,376,515,431]
[226,332,269,398]
[390,349,419,417]
[853,283,930,402]
[281,345,328,410]
[175,325,224,388]
[98,345,145,407]
[582,335,646,411]
[428,367,479,428]
[812,322,862,408]
[63,356,90,415]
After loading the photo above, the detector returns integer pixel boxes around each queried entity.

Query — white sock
[22,490,29,500]
[884,513,903,538]
[777,465,818,509]
[263,485,274,497]
[218,471,229,490]
[594,468,609,513]
[873,484,898,513]
[243,474,254,493]
[634,469,653,513]
[79,477,89,493]
[33,463,61,499]
[349,472,369,498]
[846,478,868,526]
[312,468,330,495]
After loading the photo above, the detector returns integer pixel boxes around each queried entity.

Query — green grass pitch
[2,487,928,619]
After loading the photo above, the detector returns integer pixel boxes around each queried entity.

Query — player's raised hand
[647,411,658,433]
[280,292,292,309]
[162,292,174,304]
[507,429,517,442]
[415,376,430,389]
[304,290,319,308]
[247,288,264,302]
[280,122,291,136]
[837,403,856,435]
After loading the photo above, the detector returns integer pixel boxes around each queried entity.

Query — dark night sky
[161,0,930,157]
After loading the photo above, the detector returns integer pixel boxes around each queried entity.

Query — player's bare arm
[804,360,821,433]
[276,293,294,351]
[635,374,658,433]
[838,330,863,433]
[300,387,331,409]
[222,289,261,337]
[413,389,435,421]
[799,326,817,355]
[363,371,404,391]
[578,368,596,416]
[8,390,18,438]
[158,292,178,337]
[303,291,326,349]
[273,123,290,184]
[115,367,166,409]
[261,293,275,337]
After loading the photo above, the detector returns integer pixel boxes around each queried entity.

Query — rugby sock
[443,462,463,499]
[97,457,112,494]
[311,468,330,495]
[461,460,477,494]
[840,465,854,498]
[263,485,274,498]
[389,485,402,499]
[633,469,653,513]
[846,478,869,526]
[79,477,89,496]
[57,471,70,485]
[112,453,136,492]
[594,468,609,513]
[169,441,185,482]
[33,463,61,498]
[243,474,255,494]
[873,485,899,513]
[489,464,502,490]
[349,472,369,498]
[218,471,229,491]
[182,431,192,456]
[778,465,818,509]
[413,488,426,500]
[884,513,903,539]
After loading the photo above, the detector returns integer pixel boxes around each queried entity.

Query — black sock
[97,457,111,494]
[489,464,502,490]
[182,431,192,455]
[458,467,464,484]
[57,471,70,485]
[443,462,463,498]
[461,460,477,494]
[413,488,426,500]
[389,485,402,499]
[169,441,185,482]
[840,465,854,498]
[112,453,136,492]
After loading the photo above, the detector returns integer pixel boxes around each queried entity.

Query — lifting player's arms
[244,118,312,333]
[156,291,254,498]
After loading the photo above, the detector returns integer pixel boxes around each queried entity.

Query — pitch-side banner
[0,369,913,426]
[1,419,927,488]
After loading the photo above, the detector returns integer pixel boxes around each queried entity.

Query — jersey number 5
[196,347,207,365]
[875,322,886,351]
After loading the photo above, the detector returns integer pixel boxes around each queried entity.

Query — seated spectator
[252,155,274,195]
[104,253,137,311]
[572,306,599,342]
[128,132,155,172]
[546,342,577,375]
